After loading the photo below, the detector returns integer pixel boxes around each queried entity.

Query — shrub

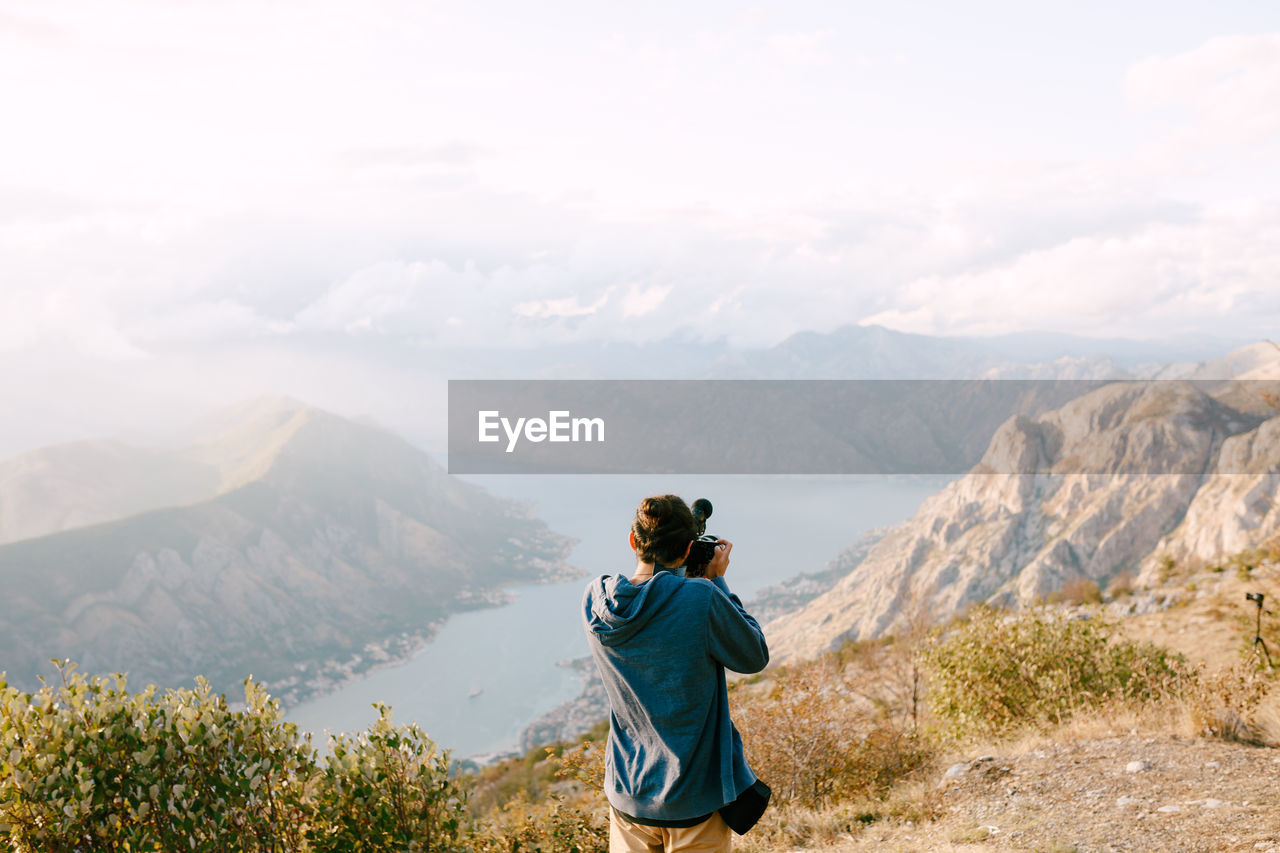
[0,663,470,853]
[919,607,1190,740]
[553,741,605,790]
[1106,572,1134,600]
[734,659,931,808]
[0,662,316,852]
[309,703,466,852]
[468,793,607,853]
[1184,663,1271,744]
[1054,577,1103,606]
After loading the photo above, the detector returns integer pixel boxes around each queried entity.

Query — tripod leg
[1253,636,1274,669]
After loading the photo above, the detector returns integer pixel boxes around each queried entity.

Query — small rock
[944,762,969,779]
[1117,795,1136,807]
[1157,805,1181,813]
[1205,761,1221,768]
[1126,760,1151,773]
[1203,799,1226,809]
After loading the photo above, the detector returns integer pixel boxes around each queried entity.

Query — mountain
[392,324,1228,383]
[1136,340,1280,382]
[0,400,575,699]
[765,370,1280,662]
[0,440,218,546]
[0,395,328,546]
[701,325,1194,380]
[1137,411,1280,577]
[706,325,1006,379]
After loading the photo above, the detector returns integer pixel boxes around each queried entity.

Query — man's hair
[632,494,696,567]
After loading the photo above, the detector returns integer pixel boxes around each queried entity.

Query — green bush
[0,662,316,852]
[0,663,469,852]
[309,703,466,852]
[919,607,1190,740]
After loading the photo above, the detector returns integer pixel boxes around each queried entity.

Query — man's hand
[706,539,732,579]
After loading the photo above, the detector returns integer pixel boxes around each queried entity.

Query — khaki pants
[609,807,731,853]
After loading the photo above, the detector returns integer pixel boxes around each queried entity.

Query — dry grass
[1253,690,1280,744]
[1116,567,1274,669]
[734,781,948,853]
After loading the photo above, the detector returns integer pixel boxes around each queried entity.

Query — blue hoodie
[581,571,769,822]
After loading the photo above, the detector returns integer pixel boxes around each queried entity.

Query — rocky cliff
[1137,412,1280,579]
[766,375,1280,662]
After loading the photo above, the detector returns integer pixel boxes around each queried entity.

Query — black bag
[718,779,771,835]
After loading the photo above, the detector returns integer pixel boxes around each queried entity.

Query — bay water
[286,475,951,759]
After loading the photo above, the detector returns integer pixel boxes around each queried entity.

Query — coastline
[516,657,608,753]
[267,622,444,711]
[276,568,585,731]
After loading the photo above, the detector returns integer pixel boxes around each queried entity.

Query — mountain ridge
[0,401,576,702]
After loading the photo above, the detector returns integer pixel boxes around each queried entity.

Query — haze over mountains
[430,324,1239,382]
[373,325,1245,433]
[0,398,574,700]
[354,325,1262,454]
[0,324,1248,463]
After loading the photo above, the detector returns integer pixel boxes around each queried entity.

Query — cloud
[1,15,1278,390]
[125,299,285,344]
[0,10,66,42]
[514,293,611,320]
[336,142,490,170]
[765,29,838,66]
[862,201,1280,339]
[0,288,146,361]
[621,284,671,318]
[293,260,487,337]
[1126,33,1280,161]
[7,158,1276,361]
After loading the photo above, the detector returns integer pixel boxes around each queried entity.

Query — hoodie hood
[583,571,685,647]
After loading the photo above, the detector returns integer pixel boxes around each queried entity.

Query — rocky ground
[789,732,1280,852]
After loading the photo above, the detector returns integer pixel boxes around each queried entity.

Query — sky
[1,1,1279,451]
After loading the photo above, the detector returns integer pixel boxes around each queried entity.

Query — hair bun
[632,494,696,566]
[639,495,673,520]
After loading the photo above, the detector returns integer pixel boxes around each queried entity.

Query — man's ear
[628,530,637,552]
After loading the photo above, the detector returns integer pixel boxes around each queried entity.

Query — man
[582,494,770,853]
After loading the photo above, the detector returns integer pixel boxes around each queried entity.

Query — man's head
[629,494,696,568]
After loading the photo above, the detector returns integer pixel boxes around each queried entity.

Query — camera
[683,498,719,579]
[1247,592,1265,605]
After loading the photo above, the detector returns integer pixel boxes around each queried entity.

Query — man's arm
[703,539,769,673]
